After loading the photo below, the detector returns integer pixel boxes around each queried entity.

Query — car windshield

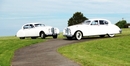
[35,24,45,27]
[82,20,91,25]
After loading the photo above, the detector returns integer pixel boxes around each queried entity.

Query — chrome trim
[51,27,57,35]
[51,28,54,34]
[66,28,71,36]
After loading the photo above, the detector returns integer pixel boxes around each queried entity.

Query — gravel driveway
[11,38,98,66]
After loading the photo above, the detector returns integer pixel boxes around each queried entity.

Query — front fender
[41,27,60,35]
[63,27,78,37]
[54,27,60,34]
[16,29,25,37]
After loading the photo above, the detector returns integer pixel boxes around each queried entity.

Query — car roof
[89,18,109,21]
[84,18,111,24]
[26,23,42,24]
[22,23,45,27]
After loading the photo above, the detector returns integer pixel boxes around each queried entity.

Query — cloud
[0,0,130,36]
[1,0,130,14]
[1,0,130,21]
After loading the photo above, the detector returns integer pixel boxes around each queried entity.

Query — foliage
[0,37,45,66]
[125,23,130,28]
[58,28,130,66]
[115,20,127,28]
[68,12,88,26]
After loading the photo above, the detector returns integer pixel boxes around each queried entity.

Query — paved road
[11,39,82,66]
[11,38,99,66]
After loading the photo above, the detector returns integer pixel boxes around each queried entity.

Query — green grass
[0,37,45,66]
[58,28,130,66]
[57,32,66,39]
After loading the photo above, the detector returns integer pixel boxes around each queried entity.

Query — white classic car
[16,23,60,39]
[63,19,121,40]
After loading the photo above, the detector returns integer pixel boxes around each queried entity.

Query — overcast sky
[0,0,130,36]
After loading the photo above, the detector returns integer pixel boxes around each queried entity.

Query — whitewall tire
[108,34,115,37]
[40,32,46,39]
[75,31,82,40]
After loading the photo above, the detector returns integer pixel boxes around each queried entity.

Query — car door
[27,24,37,36]
[23,24,30,36]
[98,20,108,34]
[88,20,100,35]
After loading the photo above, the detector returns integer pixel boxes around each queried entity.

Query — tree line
[68,12,130,28]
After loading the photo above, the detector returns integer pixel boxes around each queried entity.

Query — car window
[104,21,108,25]
[30,24,34,28]
[91,20,98,25]
[23,25,29,29]
[99,20,105,25]
[82,20,91,25]
[99,20,109,25]
[35,24,45,27]
[23,24,34,29]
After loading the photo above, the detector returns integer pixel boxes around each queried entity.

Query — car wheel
[53,35,57,39]
[74,31,82,40]
[31,37,37,39]
[99,35,105,37]
[19,37,25,39]
[108,34,115,37]
[40,32,46,39]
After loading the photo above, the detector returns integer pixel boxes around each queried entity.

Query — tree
[115,19,127,28]
[68,12,88,26]
[124,23,130,28]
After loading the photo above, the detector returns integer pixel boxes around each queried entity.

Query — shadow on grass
[62,35,123,41]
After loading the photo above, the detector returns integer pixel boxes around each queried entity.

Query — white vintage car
[63,19,121,40]
[16,23,60,39]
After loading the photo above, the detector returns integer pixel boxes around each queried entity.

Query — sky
[0,0,130,36]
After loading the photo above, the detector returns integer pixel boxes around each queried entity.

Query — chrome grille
[51,28,55,34]
[66,28,71,35]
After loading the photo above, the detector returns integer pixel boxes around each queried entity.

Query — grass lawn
[58,28,130,66]
[0,37,46,66]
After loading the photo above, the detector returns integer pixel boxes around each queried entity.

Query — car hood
[67,24,86,29]
[44,26,53,28]
[36,25,53,28]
